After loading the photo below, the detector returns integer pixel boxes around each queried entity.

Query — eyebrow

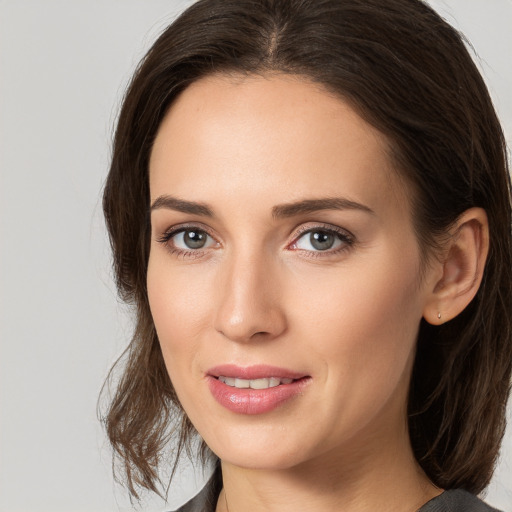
[150,195,214,216]
[271,197,375,219]
[150,195,374,218]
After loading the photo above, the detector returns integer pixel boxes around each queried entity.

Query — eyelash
[156,223,355,259]
[291,224,355,259]
[156,224,217,260]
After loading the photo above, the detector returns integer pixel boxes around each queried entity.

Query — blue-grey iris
[184,230,207,249]
[310,231,335,250]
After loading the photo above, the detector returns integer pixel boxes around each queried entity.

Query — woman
[101,1,512,511]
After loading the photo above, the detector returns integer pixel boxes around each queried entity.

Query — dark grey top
[420,490,502,512]
[173,470,503,512]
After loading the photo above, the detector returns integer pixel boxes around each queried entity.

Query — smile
[218,376,294,389]
[207,365,311,414]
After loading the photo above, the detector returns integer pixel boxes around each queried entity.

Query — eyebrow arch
[271,197,375,219]
[150,195,214,217]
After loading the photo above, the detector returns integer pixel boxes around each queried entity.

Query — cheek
[292,250,422,387]
[288,265,422,447]
[146,255,214,376]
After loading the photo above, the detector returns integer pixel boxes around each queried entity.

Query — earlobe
[423,207,489,325]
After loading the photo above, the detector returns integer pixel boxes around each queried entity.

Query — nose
[213,250,287,343]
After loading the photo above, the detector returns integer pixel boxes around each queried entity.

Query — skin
[147,74,488,512]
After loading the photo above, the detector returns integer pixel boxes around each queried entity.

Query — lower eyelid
[168,247,208,260]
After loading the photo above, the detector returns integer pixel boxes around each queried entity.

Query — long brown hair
[100,0,512,499]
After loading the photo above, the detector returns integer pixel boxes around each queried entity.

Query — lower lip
[207,376,311,415]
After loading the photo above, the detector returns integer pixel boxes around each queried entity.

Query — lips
[206,364,311,415]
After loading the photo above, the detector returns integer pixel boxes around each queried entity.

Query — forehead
[149,73,408,222]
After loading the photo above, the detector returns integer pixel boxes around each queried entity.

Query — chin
[202,428,315,471]
[216,447,306,471]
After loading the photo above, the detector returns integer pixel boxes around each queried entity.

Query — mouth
[206,364,311,414]
[217,376,294,389]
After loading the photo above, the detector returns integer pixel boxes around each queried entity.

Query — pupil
[184,230,206,249]
[310,231,334,250]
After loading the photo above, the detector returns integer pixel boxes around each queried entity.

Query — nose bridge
[214,243,286,342]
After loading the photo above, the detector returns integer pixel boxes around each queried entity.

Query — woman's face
[148,74,437,471]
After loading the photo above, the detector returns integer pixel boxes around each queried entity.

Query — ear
[423,207,489,325]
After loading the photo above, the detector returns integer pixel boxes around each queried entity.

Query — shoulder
[419,490,503,512]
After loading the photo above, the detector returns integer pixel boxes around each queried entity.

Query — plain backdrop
[0,1,511,511]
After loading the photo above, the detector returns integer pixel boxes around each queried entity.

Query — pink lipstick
[206,364,311,415]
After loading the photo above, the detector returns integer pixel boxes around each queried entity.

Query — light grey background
[0,1,510,511]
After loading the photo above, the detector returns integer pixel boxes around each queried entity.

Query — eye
[173,229,214,249]
[291,227,353,253]
[157,227,218,252]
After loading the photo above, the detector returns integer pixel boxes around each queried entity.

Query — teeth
[235,378,250,388]
[218,376,295,389]
[221,377,236,387]
[268,377,281,387]
[250,378,275,389]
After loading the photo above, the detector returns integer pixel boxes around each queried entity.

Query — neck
[215,423,441,512]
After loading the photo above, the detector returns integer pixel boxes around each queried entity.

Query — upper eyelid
[291,222,354,240]
[157,222,218,239]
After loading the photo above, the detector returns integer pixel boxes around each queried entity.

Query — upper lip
[207,364,308,380]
